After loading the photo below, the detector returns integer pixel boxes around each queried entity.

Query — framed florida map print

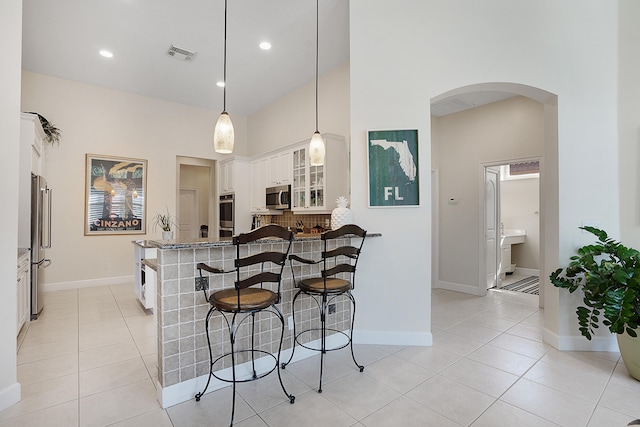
[367,129,419,207]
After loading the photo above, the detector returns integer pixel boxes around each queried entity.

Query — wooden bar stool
[194,224,295,426]
[281,224,367,392]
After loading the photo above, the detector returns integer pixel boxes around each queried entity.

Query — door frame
[478,156,543,302]
[176,156,216,240]
[480,165,501,296]
[431,169,439,289]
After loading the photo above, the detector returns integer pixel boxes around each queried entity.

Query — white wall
[433,96,543,291]
[619,0,640,249]
[502,176,540,271]
[350,0,619,348]
[248,62,350,156]
[0,0,22,411]
[20,72,248,287]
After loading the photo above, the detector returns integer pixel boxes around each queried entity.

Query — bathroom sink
[501,229,526,245]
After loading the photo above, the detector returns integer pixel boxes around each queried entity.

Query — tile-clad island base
[145,232,379,408]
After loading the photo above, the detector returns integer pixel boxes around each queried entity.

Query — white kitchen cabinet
[250,157,269,213]
[268,150,292,186]
[18,113,47,249]
[17,250,30,335]
[21,113,46,177]
[249,156,286,216]
[219,160,233,194]
[291,134,348,213]
[219,157,250,195]
[133,242,157,310]
[217,157,252,232]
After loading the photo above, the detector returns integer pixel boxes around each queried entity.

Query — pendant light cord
[315,0,319,133]
[223,0,228,112]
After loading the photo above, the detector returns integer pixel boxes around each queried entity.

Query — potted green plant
[26,112,61,144]
[550,226,640,380]
[152,208,177,240]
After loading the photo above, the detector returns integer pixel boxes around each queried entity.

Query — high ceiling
[21,0,350,117]
[21,1,520,119]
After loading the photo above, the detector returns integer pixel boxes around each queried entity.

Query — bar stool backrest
[320,224,367,290]
[232,224,294,306]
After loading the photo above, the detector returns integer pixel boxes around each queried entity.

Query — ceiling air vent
[167,44,197,61]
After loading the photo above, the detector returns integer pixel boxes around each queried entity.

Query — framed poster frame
[84,154,148,235]
[367,129,419,207]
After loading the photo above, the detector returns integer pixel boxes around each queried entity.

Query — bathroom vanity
[500,229,526,276]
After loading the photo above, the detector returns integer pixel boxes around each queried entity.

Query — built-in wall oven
[219,194,234,239]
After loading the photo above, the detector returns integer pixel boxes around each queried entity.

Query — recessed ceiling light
[217,81,225,88]
[99,50,114,58]
[259,41,271,50]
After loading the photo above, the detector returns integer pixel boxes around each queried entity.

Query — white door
[179,188,199,239]
[484,167,500,291]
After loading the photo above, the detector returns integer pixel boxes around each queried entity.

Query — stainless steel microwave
[266,184,291,210]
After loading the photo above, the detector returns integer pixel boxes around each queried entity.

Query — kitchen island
[142,231,379,408]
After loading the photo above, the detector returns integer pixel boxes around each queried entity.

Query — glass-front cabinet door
[292,145,326,211]
[292,147,306,209]
[309,164,324,208]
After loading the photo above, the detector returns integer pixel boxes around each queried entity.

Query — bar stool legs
[194,306,216,403]
[195,306,294,426]
[281,289,363,393]
[282,224,367,393]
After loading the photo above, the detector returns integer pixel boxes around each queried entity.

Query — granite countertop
[144,232,380,250]
[142,258,158,271]
[132,240,157,249]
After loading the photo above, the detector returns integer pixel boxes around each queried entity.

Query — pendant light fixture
[213,0,234,154]
[308,0,325,166]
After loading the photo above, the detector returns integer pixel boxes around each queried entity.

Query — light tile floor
[3,282,640,426]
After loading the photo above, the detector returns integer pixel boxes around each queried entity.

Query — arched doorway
[430,82,558,314]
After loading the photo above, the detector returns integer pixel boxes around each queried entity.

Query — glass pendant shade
[213,111,234,154]
[309,131,325,166]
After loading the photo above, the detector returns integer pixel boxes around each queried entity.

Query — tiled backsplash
[263,211,332,232]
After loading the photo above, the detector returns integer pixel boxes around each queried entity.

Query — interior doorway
[430,82,557,312]
[482,160,541,301]
[179,188,200,239]
[484,166,500,291]
[176,156,216,240]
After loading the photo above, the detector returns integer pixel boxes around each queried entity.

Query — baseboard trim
[158,333,345,409]
[43,275,134,292]
[542,327,619,351]
[0,382,21,413]
[353,330,432,346]
[436,280,482,296]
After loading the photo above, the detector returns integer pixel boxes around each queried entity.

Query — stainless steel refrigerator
[31,174,52,319]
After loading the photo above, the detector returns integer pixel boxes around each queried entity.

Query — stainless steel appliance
[31,174,52,319]
[219,194,234,239]
[266,184,291,210]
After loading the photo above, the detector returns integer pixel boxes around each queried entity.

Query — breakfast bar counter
[144,231,379,407]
